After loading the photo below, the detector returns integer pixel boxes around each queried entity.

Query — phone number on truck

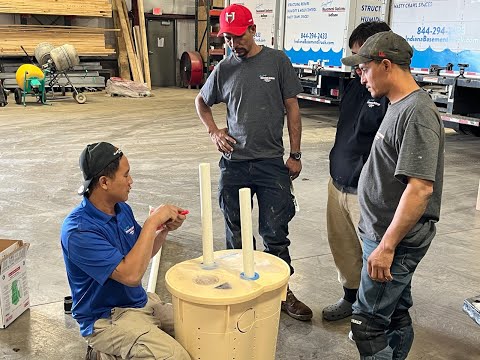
[300,32,328,39]
[417,26,446,35]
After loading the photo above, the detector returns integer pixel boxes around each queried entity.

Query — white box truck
[228,0,389,103]
[390,0,480,135]
[281,0,389,104]
[227,0,480,135]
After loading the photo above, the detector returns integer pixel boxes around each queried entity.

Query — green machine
[14,63,47,106]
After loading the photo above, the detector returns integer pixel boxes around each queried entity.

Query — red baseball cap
[217,4,254,37]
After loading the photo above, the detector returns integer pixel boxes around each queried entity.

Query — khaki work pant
[326,178,363,289]
[86,293,190,360]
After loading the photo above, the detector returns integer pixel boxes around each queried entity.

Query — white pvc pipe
[147,205,161,293]
[199,163,214,266]
[147,248,161,293]
[239,187,255,278]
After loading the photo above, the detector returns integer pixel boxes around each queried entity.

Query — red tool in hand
[149,207,189,231]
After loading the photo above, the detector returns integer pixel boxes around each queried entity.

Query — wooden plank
[133,26,144,76]
[131,26,144,84]
[137,0,151,89]
[0,26,114,56]
[0,0,112,17]
[0,25,118,32]
[197,3,208,66]
[112,0,131,80]
[119,0,143,83]
[113,0,141,82]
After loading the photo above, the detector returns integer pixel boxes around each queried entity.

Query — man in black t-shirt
[323,22,390,322]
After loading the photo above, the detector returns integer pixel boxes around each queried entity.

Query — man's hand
[367,242,395,282]
[286,157,302,180]
[147,204,181,231]
[164,212,187,231]
[209,128,236,154]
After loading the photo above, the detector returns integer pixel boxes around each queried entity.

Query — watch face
[291,152,301,160]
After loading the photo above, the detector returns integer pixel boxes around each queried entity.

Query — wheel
[61,86,66,97]
[14,88,22,105]
[74,92,87,104]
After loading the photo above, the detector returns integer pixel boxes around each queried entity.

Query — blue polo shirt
[61,197,147,337]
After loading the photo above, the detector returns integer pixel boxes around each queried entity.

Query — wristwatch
[289,152,302,161]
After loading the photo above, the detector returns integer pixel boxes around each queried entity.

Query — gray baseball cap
[341,31,413,67]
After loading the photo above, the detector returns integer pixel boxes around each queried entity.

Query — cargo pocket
[111,307,152,359]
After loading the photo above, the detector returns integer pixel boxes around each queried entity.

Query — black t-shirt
[329,76,388,190]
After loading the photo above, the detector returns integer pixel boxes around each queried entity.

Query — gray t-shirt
[358,89,445,247]
[200,46,303,160]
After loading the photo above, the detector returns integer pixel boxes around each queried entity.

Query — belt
[332,179,358,195]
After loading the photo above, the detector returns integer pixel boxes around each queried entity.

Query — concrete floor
[0,88,479,359]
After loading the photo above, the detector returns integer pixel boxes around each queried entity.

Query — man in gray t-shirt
[342,31,444,359]
[194,4,312,321]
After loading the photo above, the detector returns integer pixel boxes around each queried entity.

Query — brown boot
[281,288,313,321]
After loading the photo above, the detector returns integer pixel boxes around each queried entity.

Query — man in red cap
[195,4,312,321]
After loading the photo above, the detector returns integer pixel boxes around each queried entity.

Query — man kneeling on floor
[61,142,190,360]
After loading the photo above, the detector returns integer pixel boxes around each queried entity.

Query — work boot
[85,346,100,360]
[281,288,313,321]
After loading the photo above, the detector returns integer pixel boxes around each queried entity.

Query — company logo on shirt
[259,75,275,83]
[367,99,381,108]
[124,225,134,235]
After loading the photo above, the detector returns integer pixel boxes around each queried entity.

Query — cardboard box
[0,239,30,328]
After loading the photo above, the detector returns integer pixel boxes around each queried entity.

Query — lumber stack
[112,0,151,87]
[0,25,116,56]
[0,0,112,17]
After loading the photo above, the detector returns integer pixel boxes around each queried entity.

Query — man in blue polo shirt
[61,142,190,360]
